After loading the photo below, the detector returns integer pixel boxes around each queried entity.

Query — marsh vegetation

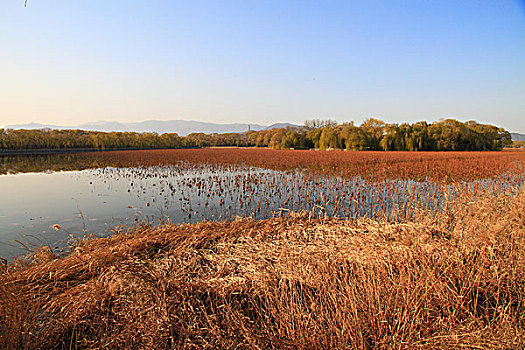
[1,148,525,349]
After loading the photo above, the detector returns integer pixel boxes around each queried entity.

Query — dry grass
[6,148,523,180]
[89,148,525,182]
[1,191,524,349]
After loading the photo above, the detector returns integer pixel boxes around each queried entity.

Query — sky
[1,0,524,132]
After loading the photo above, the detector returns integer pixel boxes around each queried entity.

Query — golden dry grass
[1,191,524,349]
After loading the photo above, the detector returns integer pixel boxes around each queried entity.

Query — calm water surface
[1,153,523,260]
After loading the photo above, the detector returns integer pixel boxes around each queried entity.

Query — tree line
[0,119,512,152]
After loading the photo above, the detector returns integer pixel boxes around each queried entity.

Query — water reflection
[2,162,523,260]
[1,152,524,260]
[1,153,112,175]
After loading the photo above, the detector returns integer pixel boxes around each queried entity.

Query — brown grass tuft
[1,192,525,349]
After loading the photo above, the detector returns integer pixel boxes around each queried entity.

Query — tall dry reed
[1,190,524,349]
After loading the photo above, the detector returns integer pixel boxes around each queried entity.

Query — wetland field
[2,148,525,349]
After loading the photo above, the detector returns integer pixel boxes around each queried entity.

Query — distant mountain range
[511,133,525,142]
[3,120,301,136]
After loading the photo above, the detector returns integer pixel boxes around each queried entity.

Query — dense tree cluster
[0,119,512,152]
[0,129,183,150]
[254,119,511,151]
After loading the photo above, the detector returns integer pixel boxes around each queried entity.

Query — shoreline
[2,191,524,349]
[1,147,522,157]
[0,147,180,156]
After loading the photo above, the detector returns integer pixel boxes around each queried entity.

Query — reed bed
[80,148,525,182]
[85,163,524,224]
[4,148,525,181]
[1,187,524,349]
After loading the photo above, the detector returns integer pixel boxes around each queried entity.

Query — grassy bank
[1,191,524,349]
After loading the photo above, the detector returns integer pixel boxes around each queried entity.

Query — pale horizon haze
[1,1,524,132]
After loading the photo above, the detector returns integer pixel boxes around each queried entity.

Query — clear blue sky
[1,0,524,132]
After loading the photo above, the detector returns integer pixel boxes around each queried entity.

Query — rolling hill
[511,133,525,142]
[3,120,301,136]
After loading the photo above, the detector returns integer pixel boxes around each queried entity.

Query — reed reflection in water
[1,160,523,260]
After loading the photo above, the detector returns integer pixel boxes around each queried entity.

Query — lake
[1,150,524,260]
